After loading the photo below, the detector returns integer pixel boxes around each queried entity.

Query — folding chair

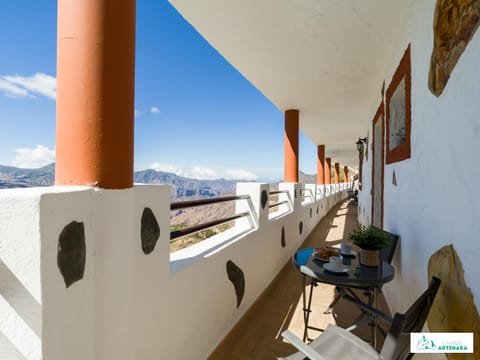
[280,276,441,360]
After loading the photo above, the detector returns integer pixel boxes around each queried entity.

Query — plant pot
[359,249,379,267]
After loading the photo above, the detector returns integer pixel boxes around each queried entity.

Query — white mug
[329,256,342,270]
[341,242,352,255]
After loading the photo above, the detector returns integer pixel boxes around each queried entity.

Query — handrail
[301,188,315,203]
[268,189,290,213]
[269,190,288,195]
[269,200,289,209]
[171,195,250,210]
[170,212,250,240]
[170,194,251,241]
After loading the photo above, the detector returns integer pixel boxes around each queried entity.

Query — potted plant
[348,225,389,267]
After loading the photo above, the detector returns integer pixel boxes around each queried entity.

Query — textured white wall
[0,184,348,359]
[168,182,347,359]
[360,0,480,315]
[40,188,95,360]
[0,188,43,360]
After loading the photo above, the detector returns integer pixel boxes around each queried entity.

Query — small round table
[293,247,395,347]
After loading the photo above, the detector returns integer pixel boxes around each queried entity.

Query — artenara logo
[411,333,473,353]
[416,335,437,350]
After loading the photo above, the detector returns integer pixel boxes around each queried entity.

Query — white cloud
[12,145,56,168]
[0,79,32,98]
[149,162,258,181]
[224,169,258,181]
[150,107,160,114]
[150,162,181,174]
[186,166,218,180]
[134,109,141,117]
[0,73,56,100]
[150,162,219,180]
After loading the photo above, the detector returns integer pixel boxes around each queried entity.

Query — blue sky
[0,1,317,181]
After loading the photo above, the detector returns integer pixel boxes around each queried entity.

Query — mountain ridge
[0,163,316,196]
[0,163,55,188]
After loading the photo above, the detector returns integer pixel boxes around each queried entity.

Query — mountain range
[0,163,317,196]
[0,163,55,188]
[0,163,238,198]
[134,169,239,199]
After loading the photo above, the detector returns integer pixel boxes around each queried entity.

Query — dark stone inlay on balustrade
[281,226,286,248]
[299,221,303,235]
[141,207,160,255]
[57,221,86,288]
[317,206,319,214]
[310,208,312,218]
[261,190,268,210]
[227,260,245,308]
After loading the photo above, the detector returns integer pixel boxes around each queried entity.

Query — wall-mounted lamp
[355,137,367,152]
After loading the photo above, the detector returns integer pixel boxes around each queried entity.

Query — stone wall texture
[427,245,479,359]
[429,0,480,96]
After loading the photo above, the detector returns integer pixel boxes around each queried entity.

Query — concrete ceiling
[168,0,411,167]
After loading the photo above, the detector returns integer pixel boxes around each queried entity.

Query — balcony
[2,0,480,358]
[209,197,390,359]
[0,182,351,359]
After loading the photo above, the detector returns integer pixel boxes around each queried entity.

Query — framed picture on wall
[386,45,411,164]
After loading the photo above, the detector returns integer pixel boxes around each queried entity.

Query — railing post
[279,182,301,212]
[324,184,331,211]
[304,184,317,204]
[236,183,269,228]
[316,185,324,201]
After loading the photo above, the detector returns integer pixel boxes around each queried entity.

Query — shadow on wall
[0,259,41,357]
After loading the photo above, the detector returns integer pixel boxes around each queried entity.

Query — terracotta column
[343,166,349,183]
[56,0,136,189]
[334,162,340,184]
[316,145,325,185]
[284,109,299,182]
[325,157,332,185]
